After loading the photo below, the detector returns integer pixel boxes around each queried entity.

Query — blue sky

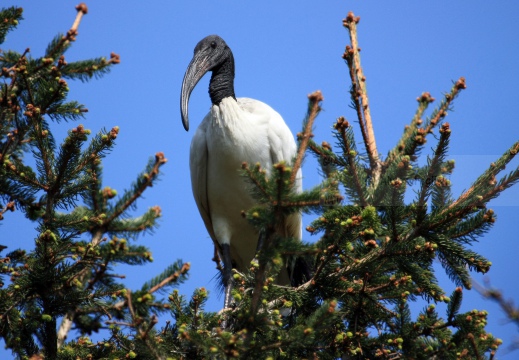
[2,1,519,357]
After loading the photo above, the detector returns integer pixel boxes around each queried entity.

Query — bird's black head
[181,35,235,131]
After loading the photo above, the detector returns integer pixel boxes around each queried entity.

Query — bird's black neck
[209,49,236,105]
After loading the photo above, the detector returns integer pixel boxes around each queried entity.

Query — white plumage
[181,35,303,310]
[190,97,302,273]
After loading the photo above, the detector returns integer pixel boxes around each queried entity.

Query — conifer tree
[1,4,518,360]
[0,4,186,359]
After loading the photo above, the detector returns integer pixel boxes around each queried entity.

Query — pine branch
[447,287,463,322]
[384,79,466,181]
[0,6,22,44]
[105,152,166,225]
[241,162,271,204]
[141,262,190,295]
[446,208,494,244]
[415,123,451,219]
[307,139,340,178]
[44,3,88,61]
[386,92,435,167]
[431,141,519,230]
[57,229,104,348]
[61,55,120,82]
[333,116,368,206]
[291,90,323,186]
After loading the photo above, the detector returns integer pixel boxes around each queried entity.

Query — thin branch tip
[343,11,361,28]
[343,14,381,185]
[455,77,467,90]
[290,90,323,185]
[69,4,88,36]
[75,3,88,14]
[308,90,324,102]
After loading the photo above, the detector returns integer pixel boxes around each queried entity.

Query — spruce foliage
[1,4,518,360]
[0,5,182,359]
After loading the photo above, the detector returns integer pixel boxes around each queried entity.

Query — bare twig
[43,3,87,62]
[343,12,381,186]
[71,4,88,33]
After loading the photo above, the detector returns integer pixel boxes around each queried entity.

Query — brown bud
[334,116,350,131]
[417,92,435,103]
[439,122,451,134]
[110,52,121,64]
[364,240,378,248]
[181,262,191,272]
[390,178,403,188]
[455,77,466,90]
[321,141,332,151]
[344,11,360,24]
[75,3,88,14]
[151,206,162,217]
[155,152,167,164]
[109,126,119,139]
[6,201,15,212]
[308,90,324,102]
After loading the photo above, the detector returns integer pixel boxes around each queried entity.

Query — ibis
[181,35,305,310]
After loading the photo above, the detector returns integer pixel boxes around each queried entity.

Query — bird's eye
[210,41,217,49]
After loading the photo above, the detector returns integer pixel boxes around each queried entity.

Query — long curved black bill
[180,53,211,131]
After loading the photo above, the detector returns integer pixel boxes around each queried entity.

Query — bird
[180,35,305,311]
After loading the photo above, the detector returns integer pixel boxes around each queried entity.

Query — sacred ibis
[181,35,305,310]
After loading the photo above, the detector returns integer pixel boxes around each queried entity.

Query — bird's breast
[206,98,272,170]
[204,101,272,268]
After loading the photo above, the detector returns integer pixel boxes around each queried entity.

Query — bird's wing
[189,117,222,254]
[237,98,298,167]
[238,98,306,284]
[239,98,303,237]
[240,98,303,240]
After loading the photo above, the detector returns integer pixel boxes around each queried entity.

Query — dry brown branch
[71,4,88,32]
[343,12,381,186]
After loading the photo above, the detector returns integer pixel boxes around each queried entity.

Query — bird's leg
[220,243,233,329]
[221,243,233,310]
[255,228,265,253]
